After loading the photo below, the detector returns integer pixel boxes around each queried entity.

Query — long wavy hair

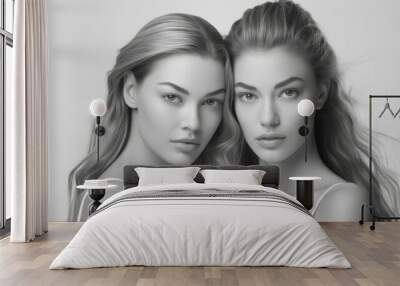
[224,0,399,217]
[68,13,234,221]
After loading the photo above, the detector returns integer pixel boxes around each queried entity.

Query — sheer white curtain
[7,0,49,242]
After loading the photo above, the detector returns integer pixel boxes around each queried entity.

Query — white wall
[48,0,400,221]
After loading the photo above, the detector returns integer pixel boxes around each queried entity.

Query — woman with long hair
[68,13,234,221]
[224,0,399,220]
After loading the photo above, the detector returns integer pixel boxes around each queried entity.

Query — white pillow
[200,169,266,185]
[135,167,200,186]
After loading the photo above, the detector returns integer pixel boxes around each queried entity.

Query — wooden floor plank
[0,222,399,286]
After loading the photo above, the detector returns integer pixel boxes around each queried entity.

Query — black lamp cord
[96,116,100,162]
[305,116,308,162]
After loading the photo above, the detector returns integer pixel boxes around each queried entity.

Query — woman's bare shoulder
[312,180,368,221]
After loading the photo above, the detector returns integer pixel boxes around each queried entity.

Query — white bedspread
[50,183,350,269]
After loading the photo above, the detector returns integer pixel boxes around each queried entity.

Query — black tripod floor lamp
[359,95,400,230]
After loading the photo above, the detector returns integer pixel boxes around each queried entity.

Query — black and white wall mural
[48,0,400,221]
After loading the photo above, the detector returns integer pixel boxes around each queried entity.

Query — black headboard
[123,165,279,189]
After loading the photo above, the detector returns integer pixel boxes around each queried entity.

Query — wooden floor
[0,222,399,286]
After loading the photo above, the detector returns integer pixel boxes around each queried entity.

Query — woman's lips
[170,139,201,153]
[255,134,286,149]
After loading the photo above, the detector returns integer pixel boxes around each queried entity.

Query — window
[1,0,14,232]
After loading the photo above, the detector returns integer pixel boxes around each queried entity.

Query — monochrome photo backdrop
[48,0,400,221]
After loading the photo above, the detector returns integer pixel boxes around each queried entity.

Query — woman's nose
[180,105,200,132]
[259,97,280,127]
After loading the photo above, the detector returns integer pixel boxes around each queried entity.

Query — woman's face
[131,54,225,165]
[234,47,320,163]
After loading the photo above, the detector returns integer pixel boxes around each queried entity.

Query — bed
[50,165,350,269]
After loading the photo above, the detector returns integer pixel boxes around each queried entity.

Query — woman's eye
[162,94,182,105]
[202,99,221,107]
[237,92,257,103]
[281,88,299,98]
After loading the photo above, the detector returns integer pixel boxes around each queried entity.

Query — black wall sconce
[89,99,107,162]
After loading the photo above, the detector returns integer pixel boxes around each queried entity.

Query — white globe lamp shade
[297,99,315,117]
[89,99,107,117]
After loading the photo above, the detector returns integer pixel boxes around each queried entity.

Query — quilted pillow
[200,169,266,185]
[135,167,200,186]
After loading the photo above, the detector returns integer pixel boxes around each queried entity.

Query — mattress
[50,183,351,269]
